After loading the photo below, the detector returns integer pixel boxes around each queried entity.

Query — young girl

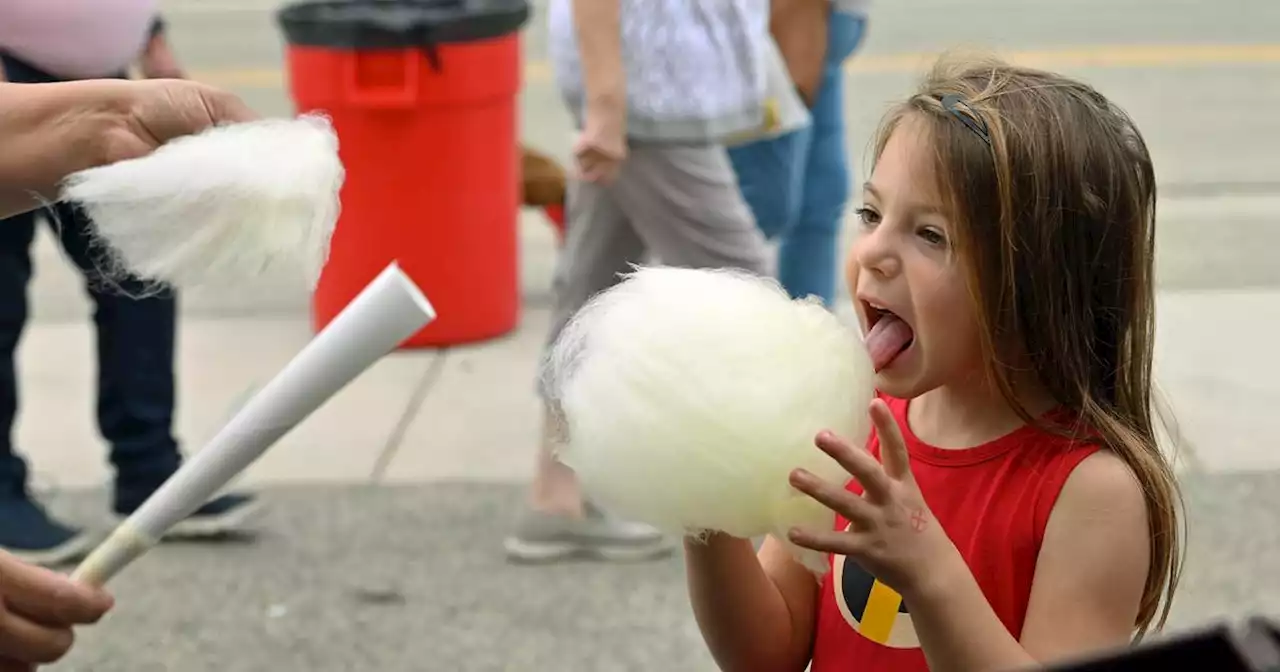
[685,54,1184,671]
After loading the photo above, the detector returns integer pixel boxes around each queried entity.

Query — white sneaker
[503,500,675,564]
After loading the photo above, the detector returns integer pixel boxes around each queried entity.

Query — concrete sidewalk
[14,210,559,494]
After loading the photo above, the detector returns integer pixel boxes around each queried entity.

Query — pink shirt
[0,0,158,79]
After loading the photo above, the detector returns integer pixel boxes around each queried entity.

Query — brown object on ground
[521,145,568,208]
[770,0,831,107]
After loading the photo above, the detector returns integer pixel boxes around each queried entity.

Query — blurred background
[13,0,1280,669]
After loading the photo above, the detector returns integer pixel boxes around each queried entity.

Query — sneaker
[0,496,96,567]
[503,500,675,563]
[114,492,262,539]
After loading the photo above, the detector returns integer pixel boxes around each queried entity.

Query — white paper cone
[72,262,434,585]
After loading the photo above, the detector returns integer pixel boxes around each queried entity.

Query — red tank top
[810,394,1099,672]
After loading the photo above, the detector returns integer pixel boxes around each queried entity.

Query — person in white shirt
[0,2,260,567]
[504,0,776,563]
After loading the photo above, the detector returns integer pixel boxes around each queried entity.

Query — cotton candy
[60,113,344,294]
[541,266,877,574]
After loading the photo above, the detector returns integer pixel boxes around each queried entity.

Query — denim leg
[726,126,812,240]
[0,211,38,498]
[777,13,867,307]
[49,202,182,506]
[2,52,182,503]
[0,55,51,498]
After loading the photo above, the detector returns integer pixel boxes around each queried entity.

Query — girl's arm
[685,533,820,672]
[905,450,1151,672]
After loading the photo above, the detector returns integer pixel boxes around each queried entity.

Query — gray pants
[541,142,775,386]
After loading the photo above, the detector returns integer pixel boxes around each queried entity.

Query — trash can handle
[406,19,448,75]
[341,49,421,109]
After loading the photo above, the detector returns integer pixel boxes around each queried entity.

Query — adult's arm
[0,78,256,219]
[566,0,626,182]
[570,0,624,116]
[770,0,830,106]
[0,80,126,217]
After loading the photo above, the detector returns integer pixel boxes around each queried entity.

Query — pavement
[13,0,1280,669]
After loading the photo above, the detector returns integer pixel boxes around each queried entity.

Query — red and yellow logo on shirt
[831,527,921,649]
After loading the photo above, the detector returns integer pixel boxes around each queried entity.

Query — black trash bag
[277,0,530,70]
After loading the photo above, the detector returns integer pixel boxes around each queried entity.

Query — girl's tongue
[864,313,915,372]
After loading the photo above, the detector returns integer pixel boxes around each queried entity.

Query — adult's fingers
[200,84,259,126]
[131,80,258,147]
[0,606,74,665]
[0,657,35,672]
[0,553,112,626]
[575,152,616,185]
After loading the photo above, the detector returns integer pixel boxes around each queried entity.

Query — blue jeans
[728,12,867,307]
[0,53,182,503]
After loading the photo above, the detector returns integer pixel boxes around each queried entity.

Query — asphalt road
[47,474,1280,671]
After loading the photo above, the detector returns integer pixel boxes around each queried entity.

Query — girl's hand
[786,398,962,601]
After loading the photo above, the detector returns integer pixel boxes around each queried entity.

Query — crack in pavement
[368,351,450,484]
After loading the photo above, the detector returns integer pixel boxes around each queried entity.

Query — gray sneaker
[503,500,675,563]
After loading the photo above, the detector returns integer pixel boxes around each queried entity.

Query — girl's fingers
[814,430,894,503]
[790,468,876,527]
[787,525,862,556]
[870,399,914,482]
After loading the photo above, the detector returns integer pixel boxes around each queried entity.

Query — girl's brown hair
[870,53,1183,637]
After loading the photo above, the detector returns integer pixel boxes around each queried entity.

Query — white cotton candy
[541,266,877,575]
[59,113,344,293]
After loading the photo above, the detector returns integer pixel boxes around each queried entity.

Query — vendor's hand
[0,551,114,669]
[573,103,626,184]
[785,399,960,599]
[0,77,259,219]
[101,78,258,164]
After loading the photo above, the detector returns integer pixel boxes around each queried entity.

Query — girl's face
[845,115,984,399]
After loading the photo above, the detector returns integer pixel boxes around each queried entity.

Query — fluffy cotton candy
[59,113,344,294]
[541,266,877,574]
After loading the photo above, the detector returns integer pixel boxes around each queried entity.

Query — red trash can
[276,0,530,348]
